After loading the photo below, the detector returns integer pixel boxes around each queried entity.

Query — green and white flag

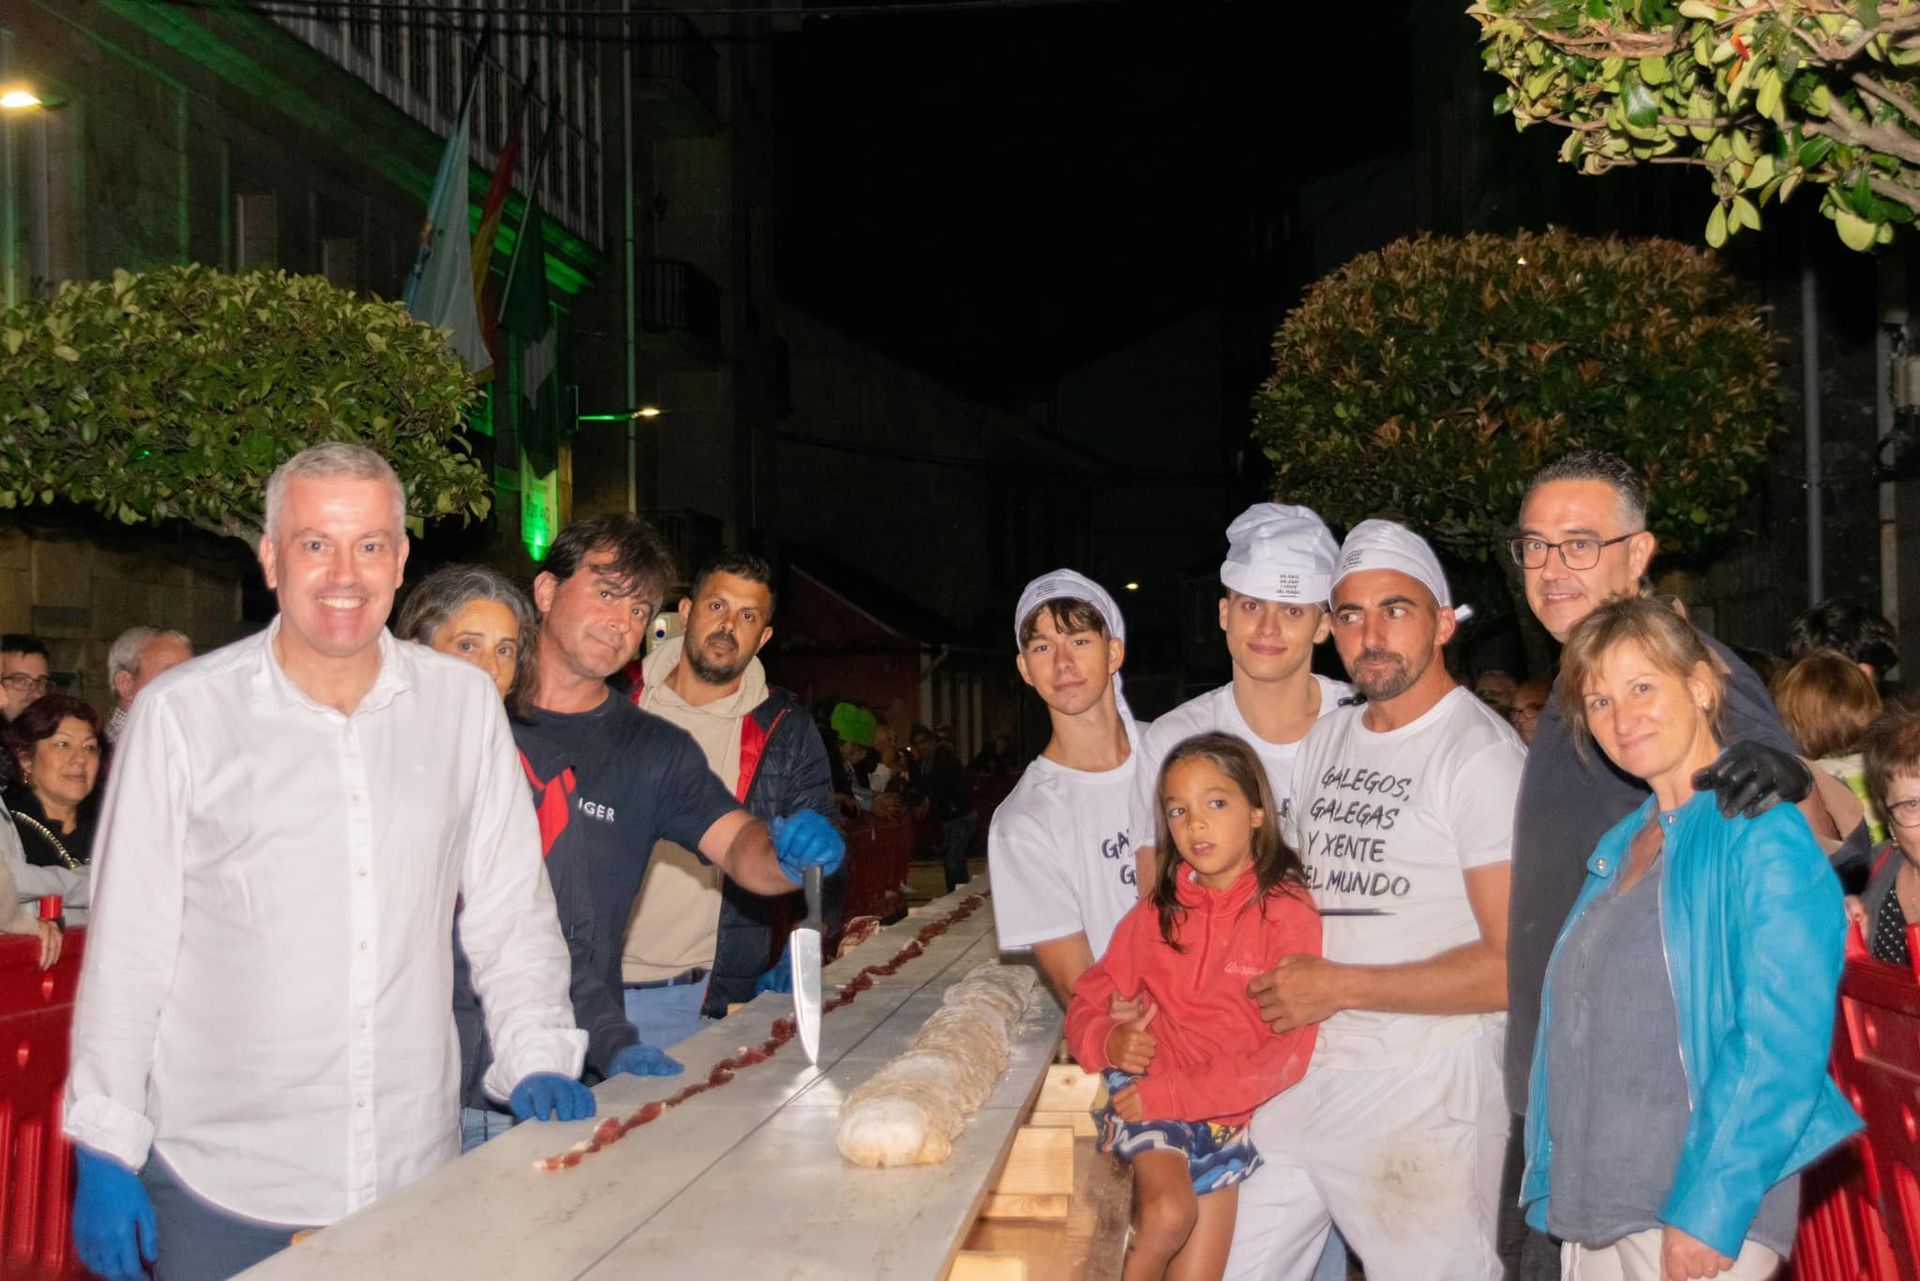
[403,93,491,375]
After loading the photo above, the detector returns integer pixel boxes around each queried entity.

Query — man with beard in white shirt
[1227,519,1521,1281]
[1130,503,1352,888]
[989,570,1140,1004]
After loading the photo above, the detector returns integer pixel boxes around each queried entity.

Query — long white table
[242,881,1061,1281]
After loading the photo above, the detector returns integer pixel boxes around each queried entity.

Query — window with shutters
[235,193,278,269]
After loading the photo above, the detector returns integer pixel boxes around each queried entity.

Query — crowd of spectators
[11,435,1920,1281]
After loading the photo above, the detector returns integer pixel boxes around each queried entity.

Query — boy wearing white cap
[989,570,1142,1005]
[1226,519,1522,1281]
[1128,504,1353,887]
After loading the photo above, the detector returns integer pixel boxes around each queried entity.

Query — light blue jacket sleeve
[1660,806,1847,1257]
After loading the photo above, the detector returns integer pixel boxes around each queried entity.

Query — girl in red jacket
[1066,732,1320,1281]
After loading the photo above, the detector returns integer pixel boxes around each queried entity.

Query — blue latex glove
[71,1145,157,1281]
[755,943,793,995]
[507,1072,596,1123]
[769,810,846,882]
[609,1043,685,1078]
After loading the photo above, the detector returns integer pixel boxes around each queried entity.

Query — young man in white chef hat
[1127,503,1353,887]
[988,570,1142,1006]
[1226,518,1522,1281]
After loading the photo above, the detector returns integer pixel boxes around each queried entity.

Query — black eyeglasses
[1886,797,1920,830]
[1507,532,1640,571]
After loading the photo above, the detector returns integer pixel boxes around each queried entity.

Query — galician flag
[404,93,491,375]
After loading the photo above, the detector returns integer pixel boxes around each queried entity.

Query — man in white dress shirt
[63,444,589,1281]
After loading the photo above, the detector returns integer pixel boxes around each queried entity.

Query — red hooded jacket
[1065,867,1320,1127]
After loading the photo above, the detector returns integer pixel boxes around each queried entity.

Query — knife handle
[803,864,823,923]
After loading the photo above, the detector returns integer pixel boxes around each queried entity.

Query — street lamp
[577,405,667,424]
[0,88,67,111]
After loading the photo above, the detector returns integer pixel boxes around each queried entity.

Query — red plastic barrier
[841,816,911,928]
[0,927,87,1281]
[1791,927,1919,1281]
[761,817,914,971]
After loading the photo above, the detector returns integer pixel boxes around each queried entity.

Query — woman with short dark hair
[4,693,105,930]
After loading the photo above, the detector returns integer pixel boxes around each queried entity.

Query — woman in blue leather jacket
[1521,596,1858,1281]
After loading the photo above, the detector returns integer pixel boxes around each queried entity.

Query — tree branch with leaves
[1472,0,1920,250]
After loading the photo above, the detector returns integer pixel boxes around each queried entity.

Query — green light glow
[521,459,558,562]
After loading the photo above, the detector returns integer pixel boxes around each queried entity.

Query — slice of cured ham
[836,962,1038,1167]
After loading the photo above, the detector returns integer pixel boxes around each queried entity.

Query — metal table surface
[241,881,1060,1281]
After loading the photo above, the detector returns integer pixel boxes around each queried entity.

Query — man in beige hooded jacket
[616,552,838,1047]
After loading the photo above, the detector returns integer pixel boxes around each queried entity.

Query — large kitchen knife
[792,864,824,1064]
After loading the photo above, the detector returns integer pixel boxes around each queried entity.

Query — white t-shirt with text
[1129,674,1354,844]
[1286,685,1524,1069]
[989,738,1141,961]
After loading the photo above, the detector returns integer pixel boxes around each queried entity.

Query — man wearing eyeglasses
[2,634,53,722]
[1498,449,1856,1281]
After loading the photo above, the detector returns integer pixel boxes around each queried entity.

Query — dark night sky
[774,0,1416,399]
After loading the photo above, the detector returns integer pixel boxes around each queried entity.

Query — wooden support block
[995,1125,1074,1196]
[1026,1064,1101,1137]
[1028,1109,1098,1138]
[1035,1063,1102,1114]
[978,1193,1070,1221]
[979,1125,1075,1221]
[948,1251,1027,1281]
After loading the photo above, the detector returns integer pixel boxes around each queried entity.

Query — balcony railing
[631,11,721,134]
[638,259,722,355]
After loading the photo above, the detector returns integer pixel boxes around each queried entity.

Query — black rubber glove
[1691,741,1814,819]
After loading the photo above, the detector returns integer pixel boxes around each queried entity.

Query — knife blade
[792,864,824,1064]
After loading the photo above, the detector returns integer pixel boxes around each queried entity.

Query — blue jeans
[460,1105,516,1153]
[941,812,978,892]
[622,973,713,1051]
[141,1153,308,1280]
[1315,1230,1349,1281]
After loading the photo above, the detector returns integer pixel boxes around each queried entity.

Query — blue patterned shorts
[1093,1070,1262,1194]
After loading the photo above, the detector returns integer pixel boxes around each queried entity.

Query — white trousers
[1224,1025,1509,1281]
[1562,1230,1780,1280]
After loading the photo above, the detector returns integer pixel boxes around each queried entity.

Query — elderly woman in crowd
[1851,707,1920,966]
[1521,595,1858,1281]
[4,692,105,927]
[396,564,551,1150]
[395,562,534,710]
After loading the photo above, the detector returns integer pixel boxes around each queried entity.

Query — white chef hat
[1334,519,1474,622]
[1012,569,1138,738]
[1220,503,1339,604]
[1014,569,1126,648]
